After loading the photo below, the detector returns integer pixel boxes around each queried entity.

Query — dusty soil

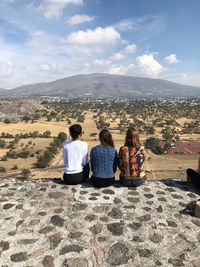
[0,111,199,180]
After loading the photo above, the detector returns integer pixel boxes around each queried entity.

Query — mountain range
[1,73,200,98]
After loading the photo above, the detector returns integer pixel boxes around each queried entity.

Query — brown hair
[124,128,141,147]
[99,129,114,147]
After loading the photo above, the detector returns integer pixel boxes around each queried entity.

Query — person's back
[118,128,146,187]
[62,124,89,185]
[63,140,88,174]
[90,145,117,178]
[90,129,117,188]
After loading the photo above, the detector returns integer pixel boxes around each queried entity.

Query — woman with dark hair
[118,128,146,187]
[62,124,89,185]
[90,129,117,188]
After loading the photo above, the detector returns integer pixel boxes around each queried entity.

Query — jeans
[91,175,115,188]
[120,176,145,187]
[63,163,90,185]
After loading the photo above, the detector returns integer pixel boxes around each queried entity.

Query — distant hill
[1,73,200,98]
[0,88,7,95]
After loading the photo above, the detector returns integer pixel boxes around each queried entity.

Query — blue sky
[0,0,199,88]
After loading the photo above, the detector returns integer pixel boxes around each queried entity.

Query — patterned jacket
[118,145,145,179]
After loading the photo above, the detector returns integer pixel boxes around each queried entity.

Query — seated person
[62,124,89,185]
[90,129,117,188]
[118,128,146,187]
[187,155,200,190]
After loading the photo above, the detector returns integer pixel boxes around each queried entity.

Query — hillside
[1,73,200,98]
[0,88,7,95]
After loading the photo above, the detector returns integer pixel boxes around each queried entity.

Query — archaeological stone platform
[0,178,200,267]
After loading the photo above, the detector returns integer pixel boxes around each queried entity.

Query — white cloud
[67,14,95,25]
[40,0,84,19]
[165,54,181,64]
[136,54,165,78]
[3,61,14,77]
[65,27,121,45]
[108,64,135,76]
[165,73,200,87]
[30,31,45,37]
[114,19,137,31]
[111,52,126,61]
[38,63,58,73]
[179,73,189,81]
[93,59,111,67]
[123,44,137,54]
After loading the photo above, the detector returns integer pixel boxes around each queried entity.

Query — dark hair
[124,128,141,147]
[69,124,82,140]
[99,129,114,147]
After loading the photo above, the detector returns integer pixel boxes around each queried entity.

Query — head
[99,129,114,147]
[125,128,141,147]
[69,124,83,140]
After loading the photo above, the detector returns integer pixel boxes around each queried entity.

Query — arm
[113,150,118,173]
[117,148,123,171]
[62,145,67,166]
[82,144,89,167]
[141,146,145,162]
[90,148,94,172]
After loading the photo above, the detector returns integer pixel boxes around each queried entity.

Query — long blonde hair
[124,128,141,147]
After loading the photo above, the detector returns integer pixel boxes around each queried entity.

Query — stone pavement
[0,178,200,267]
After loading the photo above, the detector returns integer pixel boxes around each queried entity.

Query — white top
[62,140,89,174]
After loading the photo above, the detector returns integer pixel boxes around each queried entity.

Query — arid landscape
[0,97,199,181]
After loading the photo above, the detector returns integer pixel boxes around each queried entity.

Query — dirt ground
[0,111,199,181]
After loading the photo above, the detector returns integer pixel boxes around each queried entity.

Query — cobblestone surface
[0,178,200,267]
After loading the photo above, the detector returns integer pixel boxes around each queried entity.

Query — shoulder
[63,140,71,148]
[110,147,117,154]
[90,145,99,153]
[78,140,88,148]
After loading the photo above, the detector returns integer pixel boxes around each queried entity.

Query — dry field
[0,111,199,181]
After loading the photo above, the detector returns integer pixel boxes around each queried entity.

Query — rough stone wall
[0,178,200,267]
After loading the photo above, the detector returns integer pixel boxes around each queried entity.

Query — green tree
[20,169,31,179]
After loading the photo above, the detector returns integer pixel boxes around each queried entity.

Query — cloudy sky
[0,0,199,88]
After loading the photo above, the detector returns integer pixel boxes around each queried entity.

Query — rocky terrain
[0,178,200,267]
[0,99,44,122]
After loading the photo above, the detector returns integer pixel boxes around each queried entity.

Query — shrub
[11,165,18,170]
[1,155,8,161]
[7,150,18,159]
[20,169,31,179]
[0,167,6,173]
[18,151,30,159]
[145,137,164,155]
[0,140,6,148]
[43,131,51,138]
[4,118,11,124]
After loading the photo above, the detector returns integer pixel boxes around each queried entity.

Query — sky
[0,0,200,89]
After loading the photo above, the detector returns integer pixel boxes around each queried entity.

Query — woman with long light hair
[118,128,146,187]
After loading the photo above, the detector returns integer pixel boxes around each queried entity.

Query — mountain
[0,88,7,96]
[1,73,200,98]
